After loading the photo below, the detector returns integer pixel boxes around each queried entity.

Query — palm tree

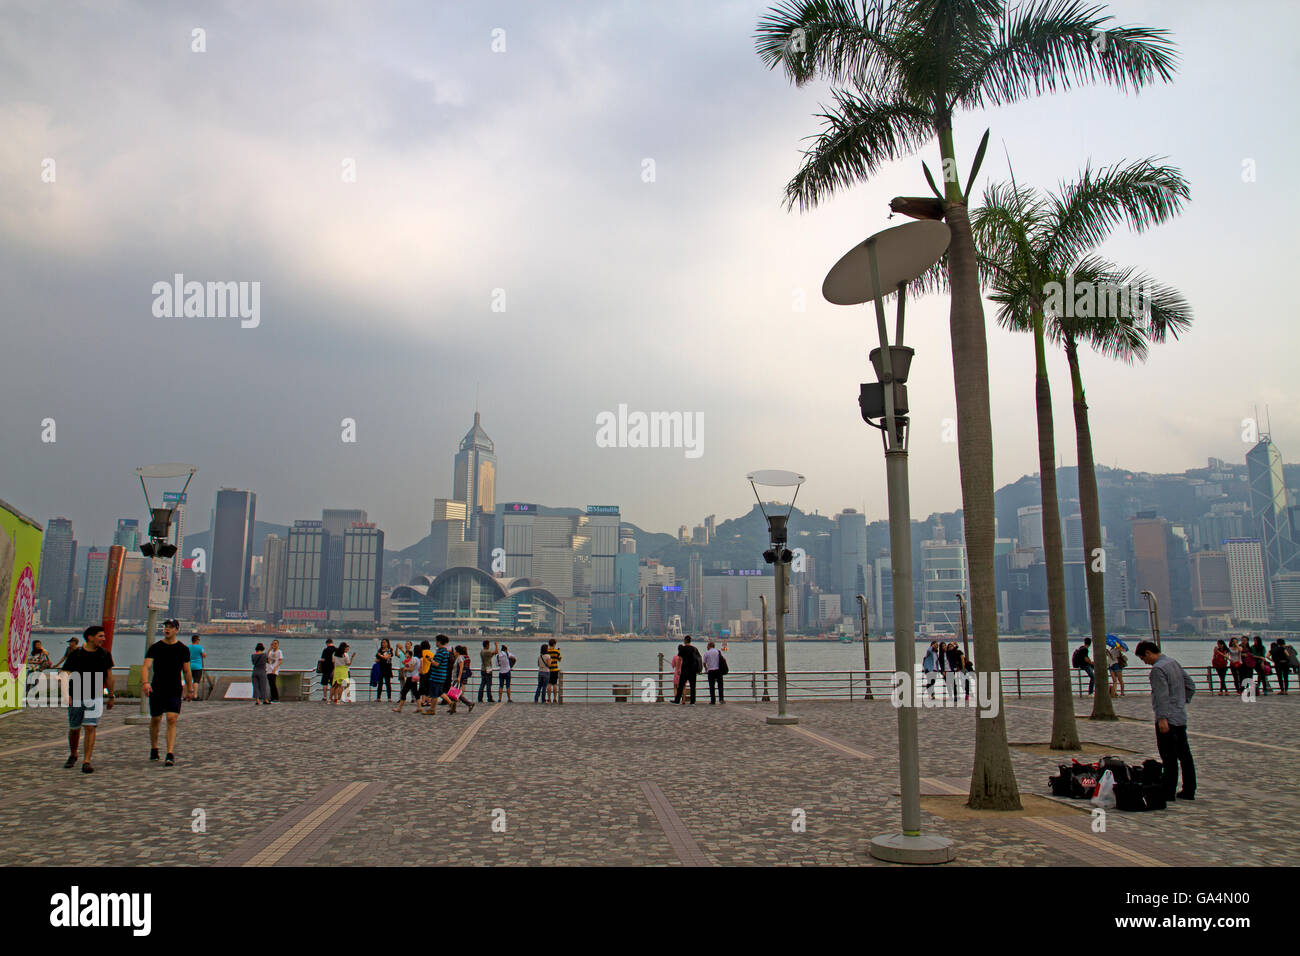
[756,0,1177,808]
[970,158,1190,736]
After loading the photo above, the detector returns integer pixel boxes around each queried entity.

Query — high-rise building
[210,489,256,616]
[113,518,140,552]
[1130,513,1172,621]
[873,556,894,634]
[322,509,366,610]
[262,533,288,621]
[340,524,384,622]
[81,550,109,623]
[920,536,967,627]
[1223,538,1268,623]
[1246,435,1299,603]
[1271,572,1300,623]
[476,509,499,572]
[38,517,76,625]
[1189,550,1232,628]
[585,506,620,631]
[501,503,536,578]
[163,491,188,592]
[453,412,496,542]
[1017,506,1045,556]
[285,520,329,614]
[832,509,869,617]
[429,498,468,575]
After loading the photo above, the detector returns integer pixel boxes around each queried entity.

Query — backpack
[719,654,729,676]
[1072,645,1087,668]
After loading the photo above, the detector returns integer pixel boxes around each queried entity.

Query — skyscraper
[38,517,76,625]
[1223,538,1268,623]
[341,524,384,622]
[262,533,288,621]
[210,489,256,616]
[501,503,536,578]
[1130,513,1172,621]
[81,550,109,623]
[832,509,868,616]
[163,491,187,592]
[921,535,968,627]
[429,498,468,576]
[113,518,140,552]
[585,505,620,631]
[453,412,496,542]
[1246,435,1298,604]
[285,520,329,616]
[322,509,367,610]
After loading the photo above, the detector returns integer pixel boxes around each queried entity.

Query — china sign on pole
[147,557,172,612]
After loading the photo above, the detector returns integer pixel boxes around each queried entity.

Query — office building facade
[453,412,496,542]
[210,488,256,616]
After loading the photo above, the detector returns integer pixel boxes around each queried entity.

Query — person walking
[703,640,725,704]
[251,643,271,705]
[1269,639,1290,695]
[420,636,454,715]
[317,639,336,703]
[546,637,562,703]
[1212,640,1229,696]
[673,636,702,705]
[189,634,207,701]
[331,642,355,704]
[1135,641,1196,801]
[496,644,514,702]
[60,625,115,774]
[534,643,551,703]
[1072,638,1094,695]
[478,640,497,703]
[142,619,195,767]
[444,646,475,715]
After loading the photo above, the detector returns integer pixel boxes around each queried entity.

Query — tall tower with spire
[453,410,496,542]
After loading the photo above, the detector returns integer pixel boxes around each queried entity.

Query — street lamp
[746,469,804,725]
[1140,590,1161,650]
[823,220,955,864]
[856,593,873,699]
[125,463,198,726]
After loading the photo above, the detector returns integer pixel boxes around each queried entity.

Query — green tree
[970,158,1190,733]
[755,0,1176,806]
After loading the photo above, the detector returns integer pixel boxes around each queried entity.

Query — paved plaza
[1,688,1295,866]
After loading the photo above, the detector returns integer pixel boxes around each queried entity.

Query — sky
[2,0,1298,552]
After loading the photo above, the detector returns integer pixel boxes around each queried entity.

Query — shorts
[148,694,183,717]
[192,669,203,684]
[67,705,101,729]
[548,670,559,685]
[418,674,433,697]
[498,671,512,688]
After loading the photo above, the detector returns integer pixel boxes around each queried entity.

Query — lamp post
[856,593,872,699]
[1141,590,1161,650]
[824,220,955,864]
[746,470,804,725]
[125,463,198,726]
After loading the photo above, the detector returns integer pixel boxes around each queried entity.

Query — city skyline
[3,2,1299,553]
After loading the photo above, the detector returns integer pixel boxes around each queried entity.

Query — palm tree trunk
[1033,313,1080,749]
[938,120,1021,809]
[1064,338,1115,720]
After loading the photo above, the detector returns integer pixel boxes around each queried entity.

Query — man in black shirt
[142,618,194,766]
[673,635,702,705]
[60,625,115,773]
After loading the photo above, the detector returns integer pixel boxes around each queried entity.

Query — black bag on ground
[1049,765,1073,797]
[1142,758,1164,781]
[1100,756,1129,784]
[1114,781,1147,811]
[1142,785,1168,811]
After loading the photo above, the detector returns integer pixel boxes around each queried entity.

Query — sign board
[162,492,187,505]
[504,503,537,513]
[147,557,173,611]
[282,609,328,621]
[221,610,248,620]
[586,505,620,515]
[661,585,682,591]
[0,498,42,714]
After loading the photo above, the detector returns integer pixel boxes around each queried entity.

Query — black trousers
[1155,723,1195,798]
[1278,664,1291,693]
[268,674,279,702]
[707,670,724,703]
[674,672,697,703]
[478,673,495,702]
[1214,666,1227,692]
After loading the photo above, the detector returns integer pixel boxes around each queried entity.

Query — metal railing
[94,662,1283,704]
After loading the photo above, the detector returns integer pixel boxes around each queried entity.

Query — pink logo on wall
[6,566,35,679]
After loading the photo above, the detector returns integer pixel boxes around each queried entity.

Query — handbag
[719,654,729,676]
[446,685,461,701]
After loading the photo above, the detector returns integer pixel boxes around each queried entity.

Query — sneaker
[149,748,159,762]
[81,763,93,774]
[164,753,175,767]
[63,755,77,769]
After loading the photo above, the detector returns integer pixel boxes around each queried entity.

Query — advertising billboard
[0,498,43,716]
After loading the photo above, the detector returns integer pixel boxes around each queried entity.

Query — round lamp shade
[822,220,951,306]
[746,470,806,487]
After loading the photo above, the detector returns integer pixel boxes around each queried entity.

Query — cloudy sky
[2,0,1297,551]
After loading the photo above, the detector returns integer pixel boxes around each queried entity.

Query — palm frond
[1043,158,1189,268]
[755,0,900,88]
[958,0,1178,110]
[784,88,935,209]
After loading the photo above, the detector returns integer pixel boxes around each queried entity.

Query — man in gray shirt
[1136,641,1196,801]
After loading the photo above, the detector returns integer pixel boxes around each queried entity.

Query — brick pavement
[0,689,1293,867]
